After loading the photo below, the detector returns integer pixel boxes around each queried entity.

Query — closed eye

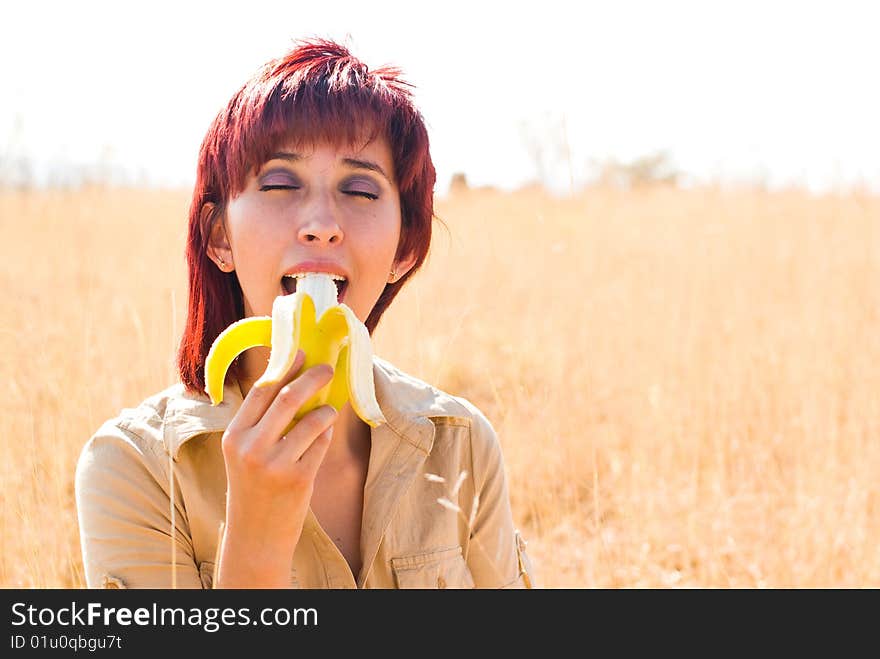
[260,185,297,191]
[344,190,378,200]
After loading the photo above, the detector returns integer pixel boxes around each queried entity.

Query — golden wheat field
[1,184,878,588]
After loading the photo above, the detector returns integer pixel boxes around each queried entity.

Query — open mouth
[282,274,347,303]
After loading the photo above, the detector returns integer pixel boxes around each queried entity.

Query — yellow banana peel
[204,273,386,435]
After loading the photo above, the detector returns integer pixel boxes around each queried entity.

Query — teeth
[283,272,346,304]
[284,272,346,281]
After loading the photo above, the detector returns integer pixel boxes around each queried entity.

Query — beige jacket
[75,356,535,589]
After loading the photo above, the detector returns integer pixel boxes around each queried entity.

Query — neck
[325,402,372,465]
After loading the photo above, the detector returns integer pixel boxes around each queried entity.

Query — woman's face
[208,137,416,325]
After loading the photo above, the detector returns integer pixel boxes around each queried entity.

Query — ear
[389,248,419,283]
[203,203,234,272]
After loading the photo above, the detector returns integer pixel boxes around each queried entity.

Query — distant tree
[625,151,679,187]
[0,113,33,189]
[449,171,469,193]
[591,150,680,189]
[518,111,574,194]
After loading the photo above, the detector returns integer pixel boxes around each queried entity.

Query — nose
[297,194,344,245]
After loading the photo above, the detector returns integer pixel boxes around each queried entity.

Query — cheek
[364,204,402,253]
[226,201,280,256]
[224,200,251,249]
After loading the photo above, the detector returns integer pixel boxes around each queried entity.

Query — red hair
[177,38,436,395]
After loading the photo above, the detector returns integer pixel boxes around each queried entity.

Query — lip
[280,260,350,303]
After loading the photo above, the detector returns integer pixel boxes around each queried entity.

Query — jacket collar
[163,356,456,588]
[163,357,438,460]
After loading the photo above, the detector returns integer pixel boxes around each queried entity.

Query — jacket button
[437,576,447,589]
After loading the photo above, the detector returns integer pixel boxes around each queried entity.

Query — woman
[75,38,534,589]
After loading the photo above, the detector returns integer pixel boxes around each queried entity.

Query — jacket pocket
[391,546,475,589]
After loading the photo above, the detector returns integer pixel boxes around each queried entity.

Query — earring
[389,269,396,282]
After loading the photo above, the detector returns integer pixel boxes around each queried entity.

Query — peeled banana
[204,273,386,435]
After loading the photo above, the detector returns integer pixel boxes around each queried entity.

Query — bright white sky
[1,0,878,193]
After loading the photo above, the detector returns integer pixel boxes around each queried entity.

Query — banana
[204,273,386,435]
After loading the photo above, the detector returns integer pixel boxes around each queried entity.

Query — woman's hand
[215,349,336,588]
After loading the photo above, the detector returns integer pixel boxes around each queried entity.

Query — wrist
[215,520,302,588]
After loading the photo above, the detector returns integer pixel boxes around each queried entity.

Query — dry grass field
[1,183,878,588]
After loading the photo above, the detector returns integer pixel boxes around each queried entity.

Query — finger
[253,363,335,447]
[228,349,305,432]
[293,425,334,480]
[271,406,337,466]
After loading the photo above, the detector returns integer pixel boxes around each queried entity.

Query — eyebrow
[267,152,392,183]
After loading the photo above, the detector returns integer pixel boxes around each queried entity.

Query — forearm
[213,507,303,588]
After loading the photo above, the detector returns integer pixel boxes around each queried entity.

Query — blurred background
[1,0,878,587]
